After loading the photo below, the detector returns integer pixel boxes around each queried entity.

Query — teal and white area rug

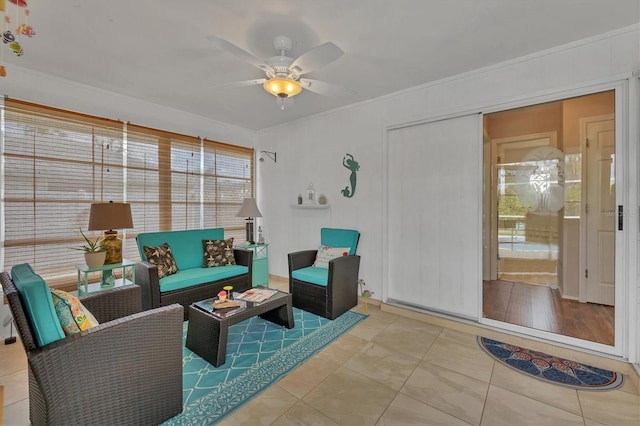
[163,308,367,425]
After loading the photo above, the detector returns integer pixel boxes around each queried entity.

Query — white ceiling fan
[207,35,354,109]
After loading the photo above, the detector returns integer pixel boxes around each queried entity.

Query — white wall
[258,25,639,360]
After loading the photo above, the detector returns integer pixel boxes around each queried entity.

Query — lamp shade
[236,198,262,218]
[88,202,134,231]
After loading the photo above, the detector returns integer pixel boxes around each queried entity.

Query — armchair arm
[327,255,361,318]
[28,304,184,426]
[288,250,318,273]
[327,255,361,284]
[79,284,142,323]
[234,248,254,287]
[135,261,162,310]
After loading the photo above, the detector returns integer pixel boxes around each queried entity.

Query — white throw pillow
[312,245,350,269]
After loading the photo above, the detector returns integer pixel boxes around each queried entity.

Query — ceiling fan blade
[208,78,266,90]
[300,78,355,98]
[206,35,271,71]
[290,42,344,75]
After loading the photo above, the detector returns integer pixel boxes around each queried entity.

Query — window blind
[2,99,254,288]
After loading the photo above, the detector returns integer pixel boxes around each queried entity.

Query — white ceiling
[2,0,639,131]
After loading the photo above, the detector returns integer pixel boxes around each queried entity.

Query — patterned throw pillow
[203,238,236,267]
[51,289,99,336]
[312,245,350,269]
[143,242,179,278]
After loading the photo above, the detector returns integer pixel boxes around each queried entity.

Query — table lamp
[235,198,262,244]
[88,201,134,264]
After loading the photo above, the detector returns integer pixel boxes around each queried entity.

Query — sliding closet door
[386,113,481,319]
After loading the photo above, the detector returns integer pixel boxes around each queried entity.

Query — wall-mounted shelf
[290,204,330,209]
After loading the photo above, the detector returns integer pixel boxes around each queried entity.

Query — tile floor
[2,279,639,425]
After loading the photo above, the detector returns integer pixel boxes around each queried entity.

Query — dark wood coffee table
[185,289,294,367]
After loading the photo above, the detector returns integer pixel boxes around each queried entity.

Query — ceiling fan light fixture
[263,78,302,99]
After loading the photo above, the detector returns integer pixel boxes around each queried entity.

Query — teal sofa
[136,228,252,319]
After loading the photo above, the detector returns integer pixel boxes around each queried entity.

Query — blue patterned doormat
[478,337,624,391]
[163,308,367,425]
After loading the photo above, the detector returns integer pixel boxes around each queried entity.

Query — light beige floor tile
[303,365,397,425]
[272,400,340,426]
[3,397,29,426]
[488,362,582,415]
[343,341,421,391]
[348,315,394,342]
[617,375,640,396]
[584,418,607,426]
[377,392,472,426]
[400,362,488,425]
[372,317,442,359]
[422,337,495,383]
[315,332,369,365]
[218,383,298,426]
[437,328,483,348]
[579,388,640,426]
[0,342,27,377]
[481,385,584,425]
[276,353,341,399]
[0,369,28,407]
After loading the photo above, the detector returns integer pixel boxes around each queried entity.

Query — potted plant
[73,229,106,269]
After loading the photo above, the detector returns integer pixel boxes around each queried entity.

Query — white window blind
[2,99,253,288]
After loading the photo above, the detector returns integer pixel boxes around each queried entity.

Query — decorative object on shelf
[236,198,263,244]
[71,228,106,269]
[257,226,264,244]
[318,194,328,205]
[306,183,316,204]
[358,279,373,313]
[341,153,360,198]
[100,272,115,288]
[88,201,134,264]
[297,193,302,205]
[259,151,277,163]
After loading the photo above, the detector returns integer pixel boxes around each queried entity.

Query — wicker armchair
[288,228,361,320]
[0,271,184,426]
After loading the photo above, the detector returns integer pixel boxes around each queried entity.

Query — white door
[585,118,615,306]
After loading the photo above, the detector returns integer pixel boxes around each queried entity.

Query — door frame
[479,80,630,358]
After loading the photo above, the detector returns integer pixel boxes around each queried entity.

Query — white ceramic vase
[84,251,106,269]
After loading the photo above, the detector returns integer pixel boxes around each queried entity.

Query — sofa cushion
[11,263,66,346]
[292,266,328,286]
[203,238,236,267]
[138,228,225,270]
[159,265,249,293]
[143,242,179,279]
[51,289,99,335]
[313,245,350,269]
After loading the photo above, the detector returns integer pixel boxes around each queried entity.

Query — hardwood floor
[483,279,615,346]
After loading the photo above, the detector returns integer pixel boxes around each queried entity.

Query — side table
[234,243,269,286]
[77,259,136,296]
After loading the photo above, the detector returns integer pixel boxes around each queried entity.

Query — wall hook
[259,151,277,163]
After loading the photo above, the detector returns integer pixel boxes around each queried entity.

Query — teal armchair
[288,228,361,319]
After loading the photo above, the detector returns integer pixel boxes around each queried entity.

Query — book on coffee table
[235,288,277,304]
[194,298,247,318]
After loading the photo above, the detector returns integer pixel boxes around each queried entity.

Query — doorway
[482,91,616,346]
